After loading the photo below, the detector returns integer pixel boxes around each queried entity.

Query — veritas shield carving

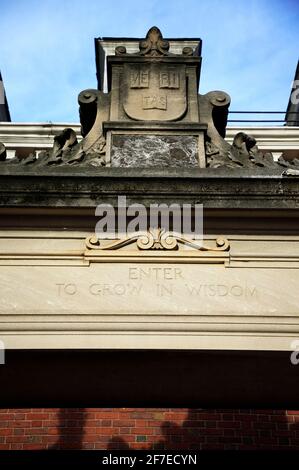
[123,63,187,121]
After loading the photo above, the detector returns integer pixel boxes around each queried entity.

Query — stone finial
[139,26,170,56]
[115,26,171,57]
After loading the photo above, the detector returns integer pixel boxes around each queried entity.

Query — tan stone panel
[1,232,299,350]
[0,263,298,317]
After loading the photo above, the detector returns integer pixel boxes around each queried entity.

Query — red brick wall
[0,409,299,450]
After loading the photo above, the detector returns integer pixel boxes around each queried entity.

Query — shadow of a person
[49,408,86,450]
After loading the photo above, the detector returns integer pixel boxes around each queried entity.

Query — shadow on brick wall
[45,408,299,450]
[105,409,299,450]
[50,408,86,450]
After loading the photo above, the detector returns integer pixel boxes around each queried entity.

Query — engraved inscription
[55,267,258,301]
[3,264,299,319]
[185,284,257,298]
[56,281,257,299]
[156,284,173,296]
[129,267,183,280]
[89,283,142,296]
[130,67,149,88]
[56,283,77,295]
[159,68,180,88]
[142,94,167,110]
[123,63,186,120]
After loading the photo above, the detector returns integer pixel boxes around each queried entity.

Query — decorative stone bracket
[85,229,230,264]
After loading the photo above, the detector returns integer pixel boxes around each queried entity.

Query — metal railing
[227,111,298,124]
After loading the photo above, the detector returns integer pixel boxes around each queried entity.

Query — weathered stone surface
[0,167,299,210]
[111,135,198,167]
[205,130,299,170]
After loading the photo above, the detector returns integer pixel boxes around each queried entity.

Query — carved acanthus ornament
[115,26,172,57]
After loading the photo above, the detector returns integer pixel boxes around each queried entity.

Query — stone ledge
[0,165,291,177]
[0,168,299,209]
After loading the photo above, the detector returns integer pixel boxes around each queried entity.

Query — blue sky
[0,0,298,122]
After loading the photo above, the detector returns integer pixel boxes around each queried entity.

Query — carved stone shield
[123,63,187,121]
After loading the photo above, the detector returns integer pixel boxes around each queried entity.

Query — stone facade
[0,26,299,453]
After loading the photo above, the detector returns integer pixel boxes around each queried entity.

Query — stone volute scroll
[84,229,230,264]
[0,142,6,161]
[85,229,230,252]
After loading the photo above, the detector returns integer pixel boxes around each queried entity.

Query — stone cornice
[0,167,299,210]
